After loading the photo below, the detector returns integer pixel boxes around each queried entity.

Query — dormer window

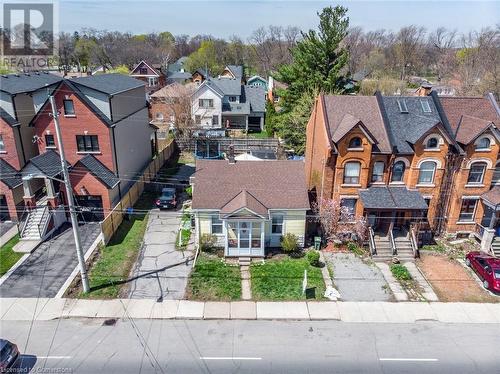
[397,99,408,113]
[476,137,491,150]
[426,137,439,149]
[348,137,362,149]
[229,96,237,102]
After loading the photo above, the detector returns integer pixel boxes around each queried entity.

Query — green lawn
[251,257,326,300]
[186,254,241,301]
[80,193,155,298]
[247,131,272,139]
[0,234,23,276]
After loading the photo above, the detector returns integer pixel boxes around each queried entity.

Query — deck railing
[475,223,486,239]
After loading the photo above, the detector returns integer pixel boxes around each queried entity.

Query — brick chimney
[417,83,432,96]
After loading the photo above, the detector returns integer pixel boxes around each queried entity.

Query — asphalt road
[2,319,499,373]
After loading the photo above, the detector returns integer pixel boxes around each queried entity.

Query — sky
[58,0,499,38]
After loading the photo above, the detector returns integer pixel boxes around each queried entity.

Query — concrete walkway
[404,261,439,301]
[1,297,499,323]
[0,223,100,298]
[128,208,194,300]
[375,262,408,301]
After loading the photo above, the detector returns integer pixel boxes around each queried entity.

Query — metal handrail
[410,226,419,258]
[17,208,30,237]
[389,226,397,256]
[368,227,376,255]
[37,206,50,238]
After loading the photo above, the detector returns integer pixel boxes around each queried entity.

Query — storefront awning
[359,186,428,210]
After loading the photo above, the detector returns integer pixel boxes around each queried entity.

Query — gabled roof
[455,115,494,145]
[223,65,243,79]
[150,82,196,98]
[130,60,161,76]
[0,72,62,95]
[359,186,428,210]
[247,75,266,84]
[0,107,18,127]
[22,150,69,178]
[209,77,242,96]
[192,160,310,211]
[166,71,192,80]
[220,190,268,218]
[380,96,443,154]
[331,113,375,144]
[72,73,145,95]
[243,85,266,112]
[196,79,224,97]
[322,95,391,153]
[0,159,22,189]
[74,154,119,189]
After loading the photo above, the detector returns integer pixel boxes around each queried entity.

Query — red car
[465,251,500,293]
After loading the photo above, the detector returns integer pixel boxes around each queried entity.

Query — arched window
[348,137,362,149]
[426,137,439,149]
[467,162,487,184]
[418,161,437,184]
[155,112,164,120]
[391,161,406,182]
[344,161,361,184]
[477,137,491,150]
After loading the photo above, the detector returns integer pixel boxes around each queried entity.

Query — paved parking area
[0,223,100,298]
[323,252,393,301]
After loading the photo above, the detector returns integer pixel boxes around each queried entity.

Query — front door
[226,220,263,257]
[238,221,251,255]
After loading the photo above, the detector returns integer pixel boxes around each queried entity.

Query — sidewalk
[1,298,499,323]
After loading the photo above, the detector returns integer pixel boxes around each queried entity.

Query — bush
[185,186,193,198]
[390,264,412,281]
[281,233,300,253]
[347,242,357,252]
[200,233,218,253]
[306,250,321,267]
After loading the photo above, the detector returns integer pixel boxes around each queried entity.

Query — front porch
[473,187,500,256]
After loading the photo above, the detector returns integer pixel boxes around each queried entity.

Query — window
[228,96,237,102]
[493,164,500,185]
[157,131,167,140]
[467,162,487,184]
[477,137,491,150]
[195,115,201,125]
[45,134,55,148]
[212,115,218,126]
[418,161,436,184]
[139,67,148,75]
[371,161,384,182]
[341,198,357,217]
[63,100,75,115]
[397,99,408,113]
[211,216,223,234]
[344,161,361,184]
[0,135,4,152]
[420,100,432,113]
[199,99,214,108]
[348,137,362,149]
[76,135,99,152]
[426,137,439,149]
[459,198,478,222]
[155,112,164,121]
[391,161,406,182]
[148,77,158,87]
[271,215,284,234]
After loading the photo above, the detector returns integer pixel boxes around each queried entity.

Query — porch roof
[0,159,22,189]
[21,150,69,179]
[359,186,428,210]
[481,187,500,207]
[220,190,268,218]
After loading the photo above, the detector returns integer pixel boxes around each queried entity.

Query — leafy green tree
[264,99,276,136]
[185,40,221,75]
[108,64,130,74]
[276,5,350,107]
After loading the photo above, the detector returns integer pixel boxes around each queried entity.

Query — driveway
[128,164,195,300]
[0,223,100,298]
[323,252,393,301]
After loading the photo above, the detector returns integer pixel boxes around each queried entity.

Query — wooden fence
[100,140,175,244]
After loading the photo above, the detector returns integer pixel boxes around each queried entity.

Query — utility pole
[49,95,90,293]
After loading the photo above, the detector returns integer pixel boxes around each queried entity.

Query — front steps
[372,234,416,262]
[491,237,500,257]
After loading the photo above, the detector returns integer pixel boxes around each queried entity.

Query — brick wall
[0,119,22,170]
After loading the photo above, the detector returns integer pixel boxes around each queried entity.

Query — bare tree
[393,25,427,80]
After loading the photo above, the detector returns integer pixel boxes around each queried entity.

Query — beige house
[191,159,310,257]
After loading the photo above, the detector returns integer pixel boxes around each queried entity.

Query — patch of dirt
[417,252,499,303]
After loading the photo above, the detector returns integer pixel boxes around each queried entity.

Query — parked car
[0,339,20,372]
[155,187,177,209]
[465,251,500,293]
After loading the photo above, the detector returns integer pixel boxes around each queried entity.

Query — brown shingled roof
[191,160,310,212]
[482,186,500,207]
[323,95,391,153]
[439,96,499,136]
[220,190,268,217]
[454,115,493,144]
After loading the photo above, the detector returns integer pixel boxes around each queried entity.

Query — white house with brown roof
[191,159,310,257]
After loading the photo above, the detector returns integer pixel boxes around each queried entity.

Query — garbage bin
[314,236,321,250]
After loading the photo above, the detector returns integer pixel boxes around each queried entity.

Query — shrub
[390,264,412,281]
[281,233,300,253]
[200,233,218,253]
[185,186,193,198]
[306,250,321,267]
[347,242,357,252]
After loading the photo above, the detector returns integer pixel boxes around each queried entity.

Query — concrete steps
[20,208,47,240]
[491,237,500,257]
[372,234,416,262]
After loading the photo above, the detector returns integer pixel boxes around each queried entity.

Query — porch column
[488,209,497,229]
[22,179,36,208]
[45,177,58,208]
[260,116,264,131]
[481,228,495,253]
[261,220,265,255]
[245,116,249,132]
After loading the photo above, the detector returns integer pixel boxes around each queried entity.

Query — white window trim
[474,135,494,151]
[457,197,479,224]
[271,214,285,235]
[465,158,493,169]
[423,134,443,151]
[416,158,442,169]
[210,215,224,236]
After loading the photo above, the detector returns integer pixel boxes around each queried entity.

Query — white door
[238,222,251,255]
